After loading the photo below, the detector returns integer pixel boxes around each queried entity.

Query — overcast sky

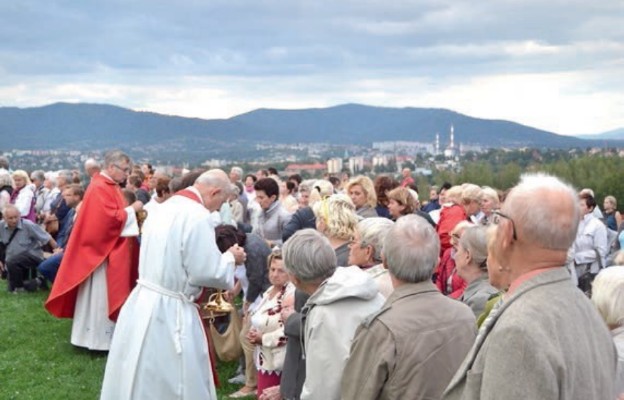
[0,0,622,136]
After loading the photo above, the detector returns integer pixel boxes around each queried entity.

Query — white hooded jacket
[300,266,385,400]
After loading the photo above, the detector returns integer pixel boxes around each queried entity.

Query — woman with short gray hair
[282,229,384,400]
[454,225,498,318]
[348,217,394,297]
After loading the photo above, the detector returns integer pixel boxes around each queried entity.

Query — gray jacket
[443,267,617,400]
[341,281,476,400]
[460,275,498,318]
[256,200,292,246]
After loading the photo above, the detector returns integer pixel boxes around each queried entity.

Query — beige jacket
[341,281,476,400]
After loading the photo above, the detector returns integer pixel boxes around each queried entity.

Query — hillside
[0,102,601,152]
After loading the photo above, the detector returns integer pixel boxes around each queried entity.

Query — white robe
[70,205,138,351]
[100,188,235,400]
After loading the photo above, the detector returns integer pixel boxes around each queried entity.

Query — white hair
[504,172,579,250]
[481,186,500,207]
[591,267,624,327]
[357,217,394,263]
[282,229,337,282]
[230,166,243,178]
[384,214,440,283]
[196,169,231,193]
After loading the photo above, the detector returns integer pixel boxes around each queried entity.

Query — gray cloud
[0,0,622,134]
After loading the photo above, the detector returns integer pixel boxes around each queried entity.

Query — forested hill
[0,102,609,150]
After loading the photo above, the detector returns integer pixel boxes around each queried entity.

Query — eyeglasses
[112,164,131,174]
[491,210,518,241]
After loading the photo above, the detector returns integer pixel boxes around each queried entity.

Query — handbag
[206,305,243,362]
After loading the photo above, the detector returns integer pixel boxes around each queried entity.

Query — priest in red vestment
[45,150,143,351]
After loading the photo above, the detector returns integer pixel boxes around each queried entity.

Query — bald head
[194,169,232,212]
[2,204,20,228]
[503,173,579,251]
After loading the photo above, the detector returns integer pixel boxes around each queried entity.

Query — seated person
[37,184,83,285]
[0,205,57,292]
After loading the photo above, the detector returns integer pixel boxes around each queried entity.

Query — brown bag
[207,306,243,362]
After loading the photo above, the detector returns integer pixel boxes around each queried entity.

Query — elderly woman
[312,193,359,266]
[604,195,622,232]
[574,193,608,293]
[10,170,37,222]
[348,217,394,297]
[346,176,378,219]
[281,229,384,400]
[479,186,500,225]
[232,249,295,398]
[591,267,624,394]
[435,220,472,299]
[454,225,498,318]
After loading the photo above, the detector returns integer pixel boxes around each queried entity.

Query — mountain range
[0,102,621,154]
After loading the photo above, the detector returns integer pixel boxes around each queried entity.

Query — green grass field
[0,283,242,400]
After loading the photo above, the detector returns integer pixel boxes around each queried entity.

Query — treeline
[430,150,624,207]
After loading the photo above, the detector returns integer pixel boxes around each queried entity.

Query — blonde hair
[312,193,358,240]
[308,179,334,205]
[445,185,463,205]
[386,187,415,215]
[346,176,377,208]
[481,186,500,207]
[11,170,31,185]
[591,267,624,327]
[605,195,617,210]
[461,183,483,204]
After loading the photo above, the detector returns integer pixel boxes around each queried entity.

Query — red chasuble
[45,173,139,321]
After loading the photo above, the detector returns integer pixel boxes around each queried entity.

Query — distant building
[285,163,327,176]
[443,125,459,159]
[327,157,343,174]
[348,156,365,175]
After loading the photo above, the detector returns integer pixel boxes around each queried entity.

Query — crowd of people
[1,154,623,399]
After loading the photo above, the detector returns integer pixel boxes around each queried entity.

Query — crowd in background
[1,154,623,399]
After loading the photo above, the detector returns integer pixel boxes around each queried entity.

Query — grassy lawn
[0,282,242,400]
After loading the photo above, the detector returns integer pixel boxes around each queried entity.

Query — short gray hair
[2,204,19,216]
[196,169,232,196]
[230,166,243,178]
[458,226,489,270]
[591,267,624,327]
[84,158,101,170]
[57,169,73,183]
[384,214,440,283]
[0,169,13,187]
[30,170,45,183]
[282,229,337,282]
[104,150,130,168]
[356,217,394,263]
[504,173,579,250]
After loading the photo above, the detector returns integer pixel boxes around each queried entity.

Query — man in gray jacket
[443,173,617,400]
[341,215,476,400]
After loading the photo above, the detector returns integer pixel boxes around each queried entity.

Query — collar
[99,171,117,184]
[507,266,565,296]
[386,280,438,303]
[175,186,204,206]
